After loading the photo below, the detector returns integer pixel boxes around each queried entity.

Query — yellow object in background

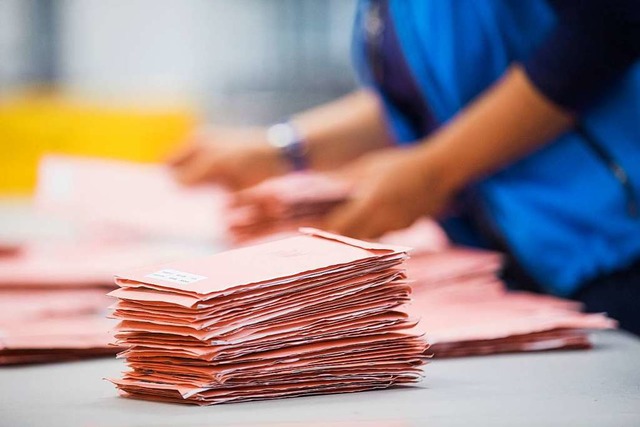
[0,93,197,194]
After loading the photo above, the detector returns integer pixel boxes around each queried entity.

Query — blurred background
[0,0,357,194]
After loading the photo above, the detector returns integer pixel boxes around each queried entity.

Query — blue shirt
[526,0,640,111]
[352,0,640,296]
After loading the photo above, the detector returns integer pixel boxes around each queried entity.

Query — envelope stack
[37,155,228,241]
[108,229,429,405]
[0,241,197,365]
[0,154,225,365]
[406,249,616,357]
[0,288,116,364]
[228,173,350,242]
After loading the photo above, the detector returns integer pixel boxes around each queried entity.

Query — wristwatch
[266,122,308,171]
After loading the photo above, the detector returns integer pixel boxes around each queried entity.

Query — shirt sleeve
[523,0,640,112]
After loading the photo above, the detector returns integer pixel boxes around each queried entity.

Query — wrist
[254,139,292,176]
[266,122,309,171]
[413,142,468,197]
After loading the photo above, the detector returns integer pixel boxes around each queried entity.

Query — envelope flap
[299,228,412,254]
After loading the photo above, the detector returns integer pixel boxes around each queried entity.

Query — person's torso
[352,0,640,296]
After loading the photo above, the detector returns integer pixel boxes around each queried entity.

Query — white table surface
[1,330,639,427]
[2,199,639,426]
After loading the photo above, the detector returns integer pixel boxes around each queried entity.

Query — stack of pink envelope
[0,241,195,365]
[0,241,200,288]
[36,155,228,241]
[0,154,228,365]
[227,173,351,242]
[405,249,616,357]
[0,315,117,365]
[108,229,429,405]
[0,288,117,364]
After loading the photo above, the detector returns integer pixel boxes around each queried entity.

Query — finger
[324,197,374,237]
[354,214,392,240]
[230,191,274,219]
[166,137,201,167]
[230,188,258,208]
[329,164,363,186]
[358,210,413,240]
[223,172,261,191]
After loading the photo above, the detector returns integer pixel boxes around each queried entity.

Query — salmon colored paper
[0,289,119,365]
[0,240,179,363]
[0,241,199,288]
[0,316,117,365]
[108,229,429,405]
[227,173,351,242]
[405,250,616,357]
[36,155,228,241]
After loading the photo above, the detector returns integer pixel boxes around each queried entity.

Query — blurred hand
[325,147,455,239]
[168,127,290,190]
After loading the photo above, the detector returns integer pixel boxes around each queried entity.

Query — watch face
[267,123,298,148]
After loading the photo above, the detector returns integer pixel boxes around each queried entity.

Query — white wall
[58,1,356,110]
[0,0,31,92]
[0,0,357,121]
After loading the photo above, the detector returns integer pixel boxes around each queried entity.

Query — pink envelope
[113,228,410,298]
[0,316,116,350]
[36,155,228,241]
[0,241,201,288]
[404,248,615,357]
[0,288,110,326]
[0,287,120,365]
[108,229,428,405]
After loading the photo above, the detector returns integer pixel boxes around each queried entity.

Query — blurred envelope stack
[0,288,116,364]
[0,242,192,365]
[0,154,222,365]
[228,173,351,242]
[36,155,228,242]
[108,228,429,405]
[405,249,616,357]
[226,173,450,253]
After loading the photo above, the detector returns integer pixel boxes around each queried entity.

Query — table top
[2,330,639,427]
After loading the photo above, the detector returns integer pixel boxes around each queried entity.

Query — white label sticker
[146,269,208,285]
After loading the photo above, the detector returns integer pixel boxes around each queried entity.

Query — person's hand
[168,126,290,190]
[325,146,456,239]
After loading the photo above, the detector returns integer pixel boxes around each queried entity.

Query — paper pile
[0,316,117,365]
[227,173,351,242]
[108,229,429,405]
[0,155,222,365]
[0,288,117,364]
[405,249,616,357]
[0,242,195,365]
[36,155,227,241]
[0,241,199,288]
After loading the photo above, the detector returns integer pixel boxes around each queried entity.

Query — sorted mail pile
[36,155,228,241]
[227,173,351,242]
[0,154,222,365]
[108,229,429,405]
[0,241,194,288]
[0,288,116,364]
[405,248,616,357]
[0,242,192,365]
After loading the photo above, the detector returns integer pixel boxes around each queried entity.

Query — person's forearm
[416,65,575,194]
[290,89,392,170]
